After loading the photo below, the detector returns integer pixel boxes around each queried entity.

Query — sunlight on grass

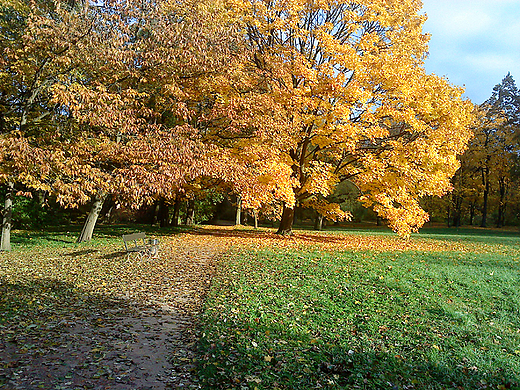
[198,230,520,389]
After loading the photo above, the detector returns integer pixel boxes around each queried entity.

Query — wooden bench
[122,232,158,259]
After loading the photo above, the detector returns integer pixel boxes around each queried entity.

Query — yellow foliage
[227,0,475,235]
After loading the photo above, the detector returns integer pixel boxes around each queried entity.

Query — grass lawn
[198,228,520,389]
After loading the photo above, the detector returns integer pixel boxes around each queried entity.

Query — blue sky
[421,0,520,104]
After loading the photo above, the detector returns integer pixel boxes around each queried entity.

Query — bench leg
[125,251,143,261]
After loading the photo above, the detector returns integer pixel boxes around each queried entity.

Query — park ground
[0,225,519,389]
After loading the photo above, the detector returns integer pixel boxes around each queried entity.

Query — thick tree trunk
[276,205,294,235]
[186,199,195,226]
[235,195,242,225]
[1,182,14,251]
[77,191,106,243]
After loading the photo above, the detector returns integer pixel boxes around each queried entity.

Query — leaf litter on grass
[189,227,520,389]
[1,225,516,389]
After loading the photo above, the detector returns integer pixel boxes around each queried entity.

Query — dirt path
[0,234,226,390]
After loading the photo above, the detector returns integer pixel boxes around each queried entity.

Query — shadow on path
[0,234,223,390]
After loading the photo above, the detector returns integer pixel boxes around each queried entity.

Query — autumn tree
[226,0,474,235]
[434,74,520,229]
[0,0,97,249]
[0,0,150,246]
[469,74,520,227]
[103,0,248,222]
[0,0,148,246]
[1,0,246,247]
[485,74,520,227]
[444,149,481,227]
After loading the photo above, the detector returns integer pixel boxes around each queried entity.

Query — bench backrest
[123,232,146,242]
[122,232,146,251]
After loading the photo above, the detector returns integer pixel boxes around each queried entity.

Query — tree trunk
[77,191,107,243]
[152,201,160,226]
[35,190,46,207]
[314,213,323,231]
[101,196,114,224]
[1,181,14,251]
[447,201,451,228]
[171,198,180,227]
[158,199,170,228]
[105,205,115,224]
[453,194,463,227]
[496,178,507,228]
[481,180,489,227]
[235,195,242,226]
[276,205,294,235]
[469,203,475,226]
[481,167,490,227]
[186,199,195,226]
[253,209,258,229]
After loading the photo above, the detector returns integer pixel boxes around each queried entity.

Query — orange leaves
[300,161,338,198]
[235,0,475,235]
[183,225,475,254]
[0,0,249,210]
[0,0,475,238]
[234,147,298,210]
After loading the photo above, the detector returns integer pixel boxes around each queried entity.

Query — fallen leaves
[187,225,483,254]
[0,231,228,389]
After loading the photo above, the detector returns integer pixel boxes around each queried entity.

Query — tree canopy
[225,0,474,235]
[0,0,476,247]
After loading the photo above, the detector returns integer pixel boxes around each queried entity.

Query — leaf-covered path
[0,231,228,390]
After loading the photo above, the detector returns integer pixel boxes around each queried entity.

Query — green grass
[9,223,187,249]
[198,230,520,389]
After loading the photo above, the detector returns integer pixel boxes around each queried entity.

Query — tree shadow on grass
[188,227,356,245]
[0,277,192,390]
[188,227,279,240]
[187,227,404,248]
[197,316,520,390]
[11,233,76,246]
[10,224,187,250]
[64,249,99,257]
[102,250,127,260]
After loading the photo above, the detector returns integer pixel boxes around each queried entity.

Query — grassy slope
[198,228,520,389]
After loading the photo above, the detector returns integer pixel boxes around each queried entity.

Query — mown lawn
[198,228,520,389]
